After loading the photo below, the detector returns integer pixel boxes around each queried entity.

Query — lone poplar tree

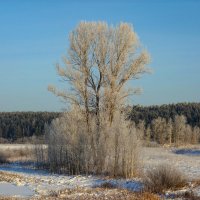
[49,21,150,128]
[48,22,150,177]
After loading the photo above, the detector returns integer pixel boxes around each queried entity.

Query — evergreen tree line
[0,112,59,141]
[0,102,199,142]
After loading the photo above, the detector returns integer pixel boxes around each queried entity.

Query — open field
[141,146,200,180]
[0,145,200,199]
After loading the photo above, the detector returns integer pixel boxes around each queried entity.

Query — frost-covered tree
[152,117,167,144]
[49,21,150,128]
[173,115,187,145]
[47,22,150,177]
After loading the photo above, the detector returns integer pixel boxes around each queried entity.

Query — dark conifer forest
[0,112,59,141]
[0,102,199,141]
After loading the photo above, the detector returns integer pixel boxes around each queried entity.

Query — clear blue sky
[0,0,199,111]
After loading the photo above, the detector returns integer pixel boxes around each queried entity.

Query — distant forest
[0,112,60,141]
[0,102,199,141]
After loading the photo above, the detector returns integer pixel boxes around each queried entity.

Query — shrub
[98,182,116,189]
[34,144,48,168]
[44,110,140,178]
[144,164,187,193]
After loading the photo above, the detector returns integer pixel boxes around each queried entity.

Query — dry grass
[0,152,8,163]
[0,198,20,200]
[98,182,116,189]
[191,178,200,187]
[0,171,24,183]
[32,188,160,200]
[172,190,200,200]
[0,147,34,163]
[144,164,187,193]
[134,192,161,200]
[0,188,160,200]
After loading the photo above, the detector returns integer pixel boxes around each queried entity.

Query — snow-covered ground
[0,162,142,198]
[1,146,200,199]
[141,146,200,180]
[0,182,34,197]
[0,144,36,150]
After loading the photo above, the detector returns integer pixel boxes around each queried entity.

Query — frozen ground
[0,146,200,199]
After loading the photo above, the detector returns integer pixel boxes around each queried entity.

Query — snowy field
[141,146,200,180]
[0,145,200,199]
[0,162,142,198]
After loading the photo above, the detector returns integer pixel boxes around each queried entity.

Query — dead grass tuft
[191,178,200,187]
[135,192,160,200]
[172,190,200,200]
[144,164,187,193]
[98,182,116,189]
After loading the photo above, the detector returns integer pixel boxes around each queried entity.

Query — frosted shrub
[46,109,140,177]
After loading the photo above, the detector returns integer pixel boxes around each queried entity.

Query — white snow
[141,146,200,180]
[0,144,36,150]
[0,163,142,197]
[0,182,34,197]
[1,146,200,198]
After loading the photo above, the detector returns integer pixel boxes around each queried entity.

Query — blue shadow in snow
[173,149,200,156]
[0,162,49,176]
